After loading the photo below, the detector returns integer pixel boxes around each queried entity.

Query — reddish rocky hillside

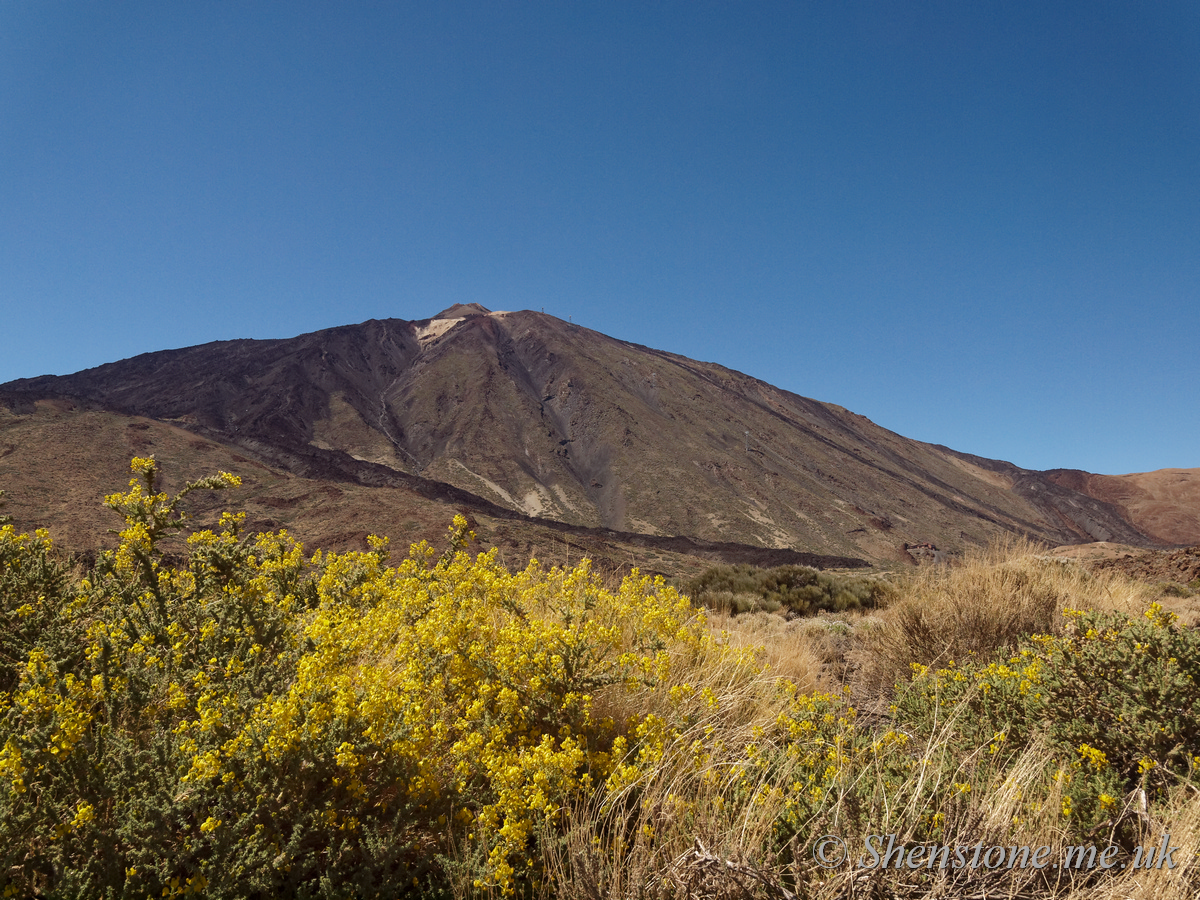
[1042,468,1200,546]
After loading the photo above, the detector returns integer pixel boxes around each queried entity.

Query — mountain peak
[2,309,1187,561]
[432,303,491,320]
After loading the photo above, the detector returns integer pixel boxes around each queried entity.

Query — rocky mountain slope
[0,398,868,578]
[1041,468,1200,547]
[3,305,1195,564]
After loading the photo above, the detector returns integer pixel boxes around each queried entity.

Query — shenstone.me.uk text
[812,833,1180,872]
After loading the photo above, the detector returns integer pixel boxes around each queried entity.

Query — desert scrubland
[2,460,1199,899]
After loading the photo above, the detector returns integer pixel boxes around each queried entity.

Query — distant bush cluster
[684,562,893,617]
[1159,578,1200,598]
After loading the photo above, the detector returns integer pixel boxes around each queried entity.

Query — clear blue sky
[2,2,1197,475]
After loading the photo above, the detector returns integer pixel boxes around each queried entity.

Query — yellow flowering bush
[0,458,312,898]
[0,523,86,698]
[0,459,718,898]
[892,602,1200,837]
[209,521,712,894]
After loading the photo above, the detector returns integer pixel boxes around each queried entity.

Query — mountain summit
[431,302,492,319]
[3,309,1193,563]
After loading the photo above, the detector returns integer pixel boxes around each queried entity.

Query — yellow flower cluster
[1077,743,1108,771]
[2,650,95,793]
[158,515,716,893]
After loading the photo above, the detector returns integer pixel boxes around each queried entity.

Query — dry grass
[705,610,825,693]
[856,536,1158,693]
[695,536,1161,707]
[529,538,1198,900]
[706,606,888,695]
[545,672,804,898]
[542,698,1200,900]
[1083,791,1200,900]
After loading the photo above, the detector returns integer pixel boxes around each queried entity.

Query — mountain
[3,305,1196,566]
[0,396,868,581]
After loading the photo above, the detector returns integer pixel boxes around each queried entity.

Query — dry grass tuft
[1083,790,1200,900]
[856,536,1158,693]
[544,650,796,899]
[705,610,824,693]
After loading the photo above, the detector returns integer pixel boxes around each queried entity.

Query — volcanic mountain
[2,304,1195,566]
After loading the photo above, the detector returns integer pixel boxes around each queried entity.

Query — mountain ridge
[3,307,1195,564]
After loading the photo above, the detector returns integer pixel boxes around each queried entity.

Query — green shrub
[892,603,1200,835]
[1159,581,1195,598]
[1034,604,1200,785]
[0,525,87,698]
[685,564,890,617]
